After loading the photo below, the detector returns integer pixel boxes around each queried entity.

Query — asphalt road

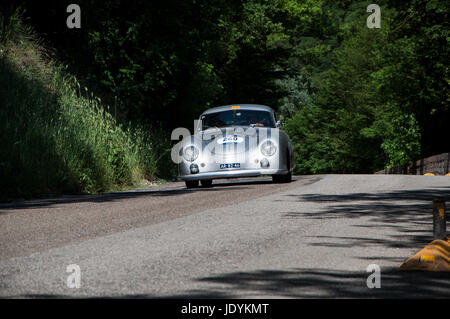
[1,175,450,298]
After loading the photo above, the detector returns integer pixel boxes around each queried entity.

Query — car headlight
[260,140,277,157]
[183,145,199,162]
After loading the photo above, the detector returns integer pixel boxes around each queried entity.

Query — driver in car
[247,113,264,127]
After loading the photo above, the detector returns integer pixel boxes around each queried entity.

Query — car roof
[201,104,274,116]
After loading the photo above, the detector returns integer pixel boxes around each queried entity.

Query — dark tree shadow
[0,185,253,211]
[8,267,450,299]
[280,187,450,250]
[180,267,450,298]
[0,177,313,211]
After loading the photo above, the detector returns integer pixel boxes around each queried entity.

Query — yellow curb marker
[400,238,450,272]
[424,173,435,176]
[419,255,435,263]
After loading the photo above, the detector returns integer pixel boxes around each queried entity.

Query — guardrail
[376,153,450,175]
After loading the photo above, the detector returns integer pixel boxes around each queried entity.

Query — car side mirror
[276,120,282,128]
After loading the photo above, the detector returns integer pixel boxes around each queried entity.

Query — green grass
[0,8,172,201]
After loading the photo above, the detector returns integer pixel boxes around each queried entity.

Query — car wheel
[283,152,292,183]
[200,179,213,187]
[272,174,284,183]
[283,171,292,183]
[185,180,199,188]
[273,171,291,183]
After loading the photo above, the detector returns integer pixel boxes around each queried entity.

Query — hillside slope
[0,9,165,200]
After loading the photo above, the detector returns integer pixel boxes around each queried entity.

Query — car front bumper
[179,168,288,181]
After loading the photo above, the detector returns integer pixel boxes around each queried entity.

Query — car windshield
[201,110,275,130]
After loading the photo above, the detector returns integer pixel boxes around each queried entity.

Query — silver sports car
[178,104,293,188]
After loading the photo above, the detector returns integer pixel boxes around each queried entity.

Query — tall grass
[0,8,171,200]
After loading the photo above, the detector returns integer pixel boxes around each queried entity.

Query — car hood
[186,126,280,155]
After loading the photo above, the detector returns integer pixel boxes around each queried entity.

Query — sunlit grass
[0,8,170,200]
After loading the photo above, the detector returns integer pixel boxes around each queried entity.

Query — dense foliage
[0,7,169,200]
[1,0,448,196]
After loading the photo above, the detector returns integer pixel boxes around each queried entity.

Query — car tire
[200,179,213,187]
[283,171,292,183]
[283,152,292,183]
[272,174,284,183]
[185,180,199,188]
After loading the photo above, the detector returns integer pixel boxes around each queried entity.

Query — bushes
[0,9,167,200]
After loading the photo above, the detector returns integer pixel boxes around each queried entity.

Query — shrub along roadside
[0,9,168,201]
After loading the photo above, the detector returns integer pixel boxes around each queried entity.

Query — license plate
[220,163,240,169]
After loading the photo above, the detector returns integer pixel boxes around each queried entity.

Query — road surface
[1,175,449,298]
